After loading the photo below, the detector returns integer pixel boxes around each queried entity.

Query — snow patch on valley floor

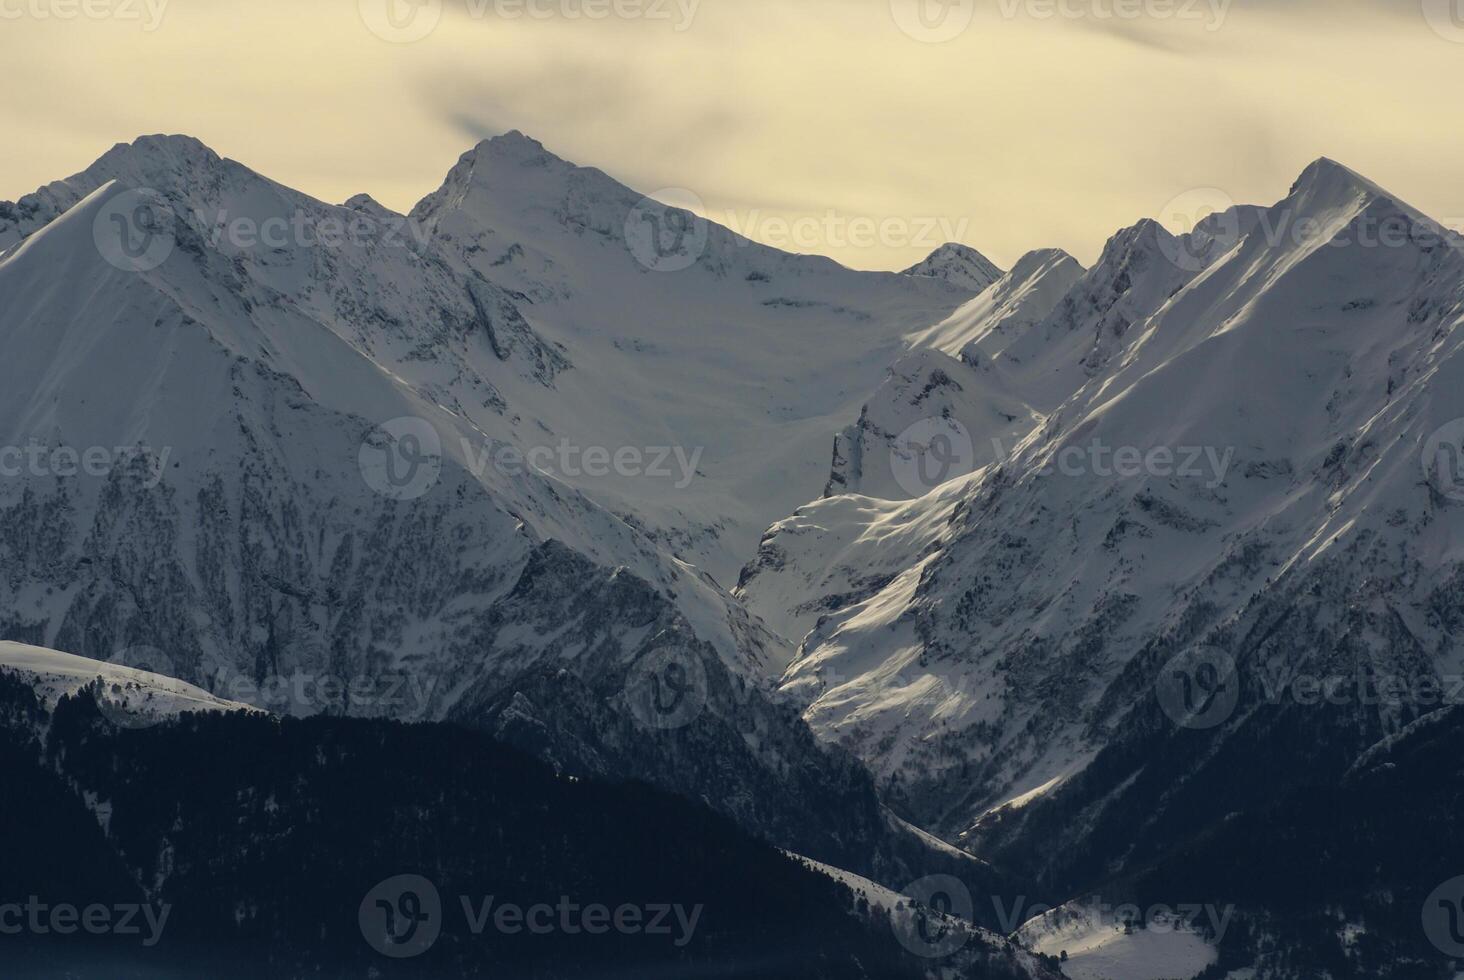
[1017,901,1218,980]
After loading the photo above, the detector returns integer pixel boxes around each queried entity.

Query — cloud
[1,0,1462,270]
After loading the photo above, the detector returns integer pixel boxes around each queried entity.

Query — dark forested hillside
[0,670,1052,979]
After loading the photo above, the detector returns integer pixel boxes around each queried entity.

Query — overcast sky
[3,0,1462,270]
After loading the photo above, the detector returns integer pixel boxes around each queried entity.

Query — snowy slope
[0,641,256,725]
[983,220,1209,412]
[0,136,789,683]
[820,347,1042,502]
[908,248,1085,362]
[737,466,981,646]
[0,140,778,821]
[2,134,976,589]
[408,132,975,583]
[746,158,1464,837]
[786,852,1065,980]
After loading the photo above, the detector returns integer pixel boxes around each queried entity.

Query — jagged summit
[0,133,233,247]
[451,129,562,175]
[100,132,220,161]
[1109,215,1173,248]
[478,128,550,154]
[80,133,228,192]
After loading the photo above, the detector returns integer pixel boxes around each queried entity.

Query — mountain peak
[1,134,231,248]
[1291,156,1372,192]
[1095,217,1177,265]
[95,133,222,172]
[1287,156,1399,211]
[343,192,395,217]
[467,129,556,165]
[1276,156,1448,246]
[122,132,214,153]
[496,128,543,147]
[420,130,576,210]
[1007,248,1082,282]
[77,134,230,198]
[902,242,1003,293]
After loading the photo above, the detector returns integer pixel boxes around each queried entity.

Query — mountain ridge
[741,154,1464,854]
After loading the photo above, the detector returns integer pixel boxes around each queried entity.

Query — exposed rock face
[821,348,1041,502]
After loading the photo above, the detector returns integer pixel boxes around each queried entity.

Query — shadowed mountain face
[0,669,1062,979]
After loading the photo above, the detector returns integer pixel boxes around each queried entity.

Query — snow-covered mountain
[744,158,1464,858]
[0,132,988,884]
[903,242,1005,293]
[0,136,760,681]
[907,248,1084,363]
[10,132,1464,974]
[406,131,974,582]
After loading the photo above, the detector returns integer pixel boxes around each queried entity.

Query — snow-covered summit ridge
[908,247,1085,360]
[902,242,1004,293]
[342,192,396,217]
[0,642,257,720]
[413,129,972,285]
[393,131,984,581]
[1290,155,1407,208]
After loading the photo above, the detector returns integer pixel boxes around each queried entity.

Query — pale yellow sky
[3,0,1462,270]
